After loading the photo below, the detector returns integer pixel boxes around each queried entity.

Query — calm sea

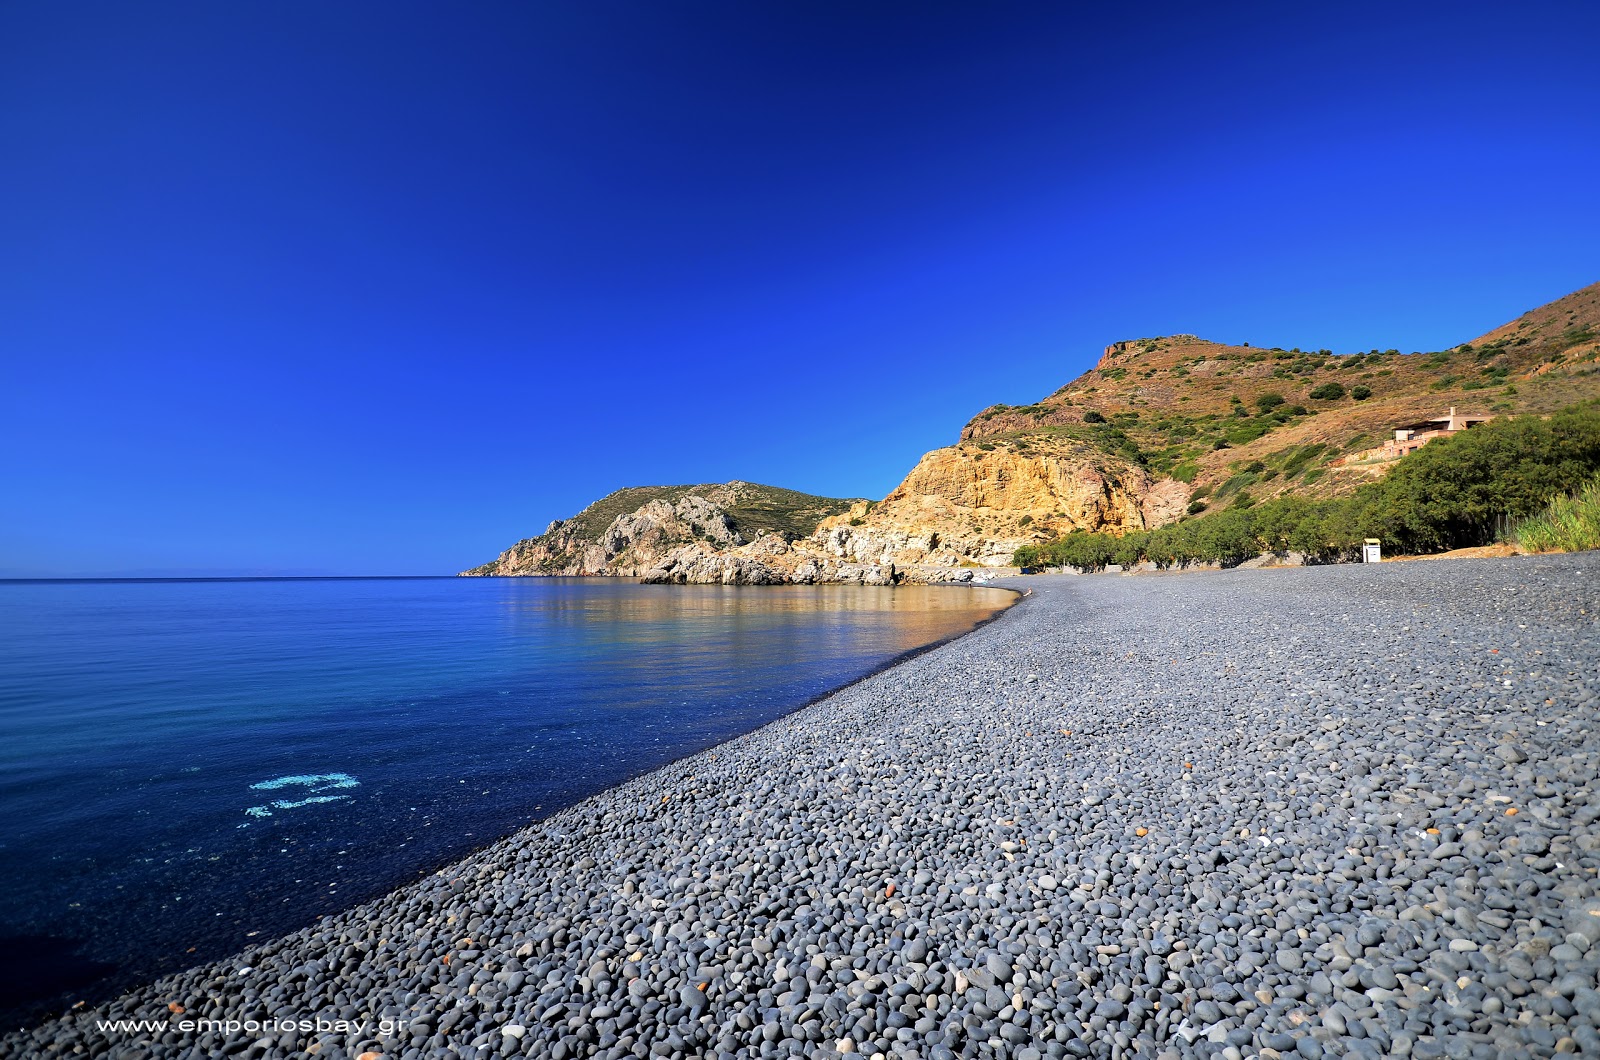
[0,576,1011,1025]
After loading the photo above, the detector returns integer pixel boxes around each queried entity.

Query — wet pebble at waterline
[6,555,1599,1060]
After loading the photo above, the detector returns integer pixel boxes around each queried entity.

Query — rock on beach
[5,554,1599,1060]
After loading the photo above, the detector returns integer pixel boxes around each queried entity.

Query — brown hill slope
[825,281,1600,563]
[1471,280,1600,351]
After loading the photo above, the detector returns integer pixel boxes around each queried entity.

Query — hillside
[464,282,1600,581]
[830,281,1600,560]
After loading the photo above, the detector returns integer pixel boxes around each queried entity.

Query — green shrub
[1082,410,1106,424]
[1350,385,1372,401]
[1225,421,1271,445]
[1255,392,1286,412]
[1511,476,1600,554]
[1282,443,1327,478]
[1171,461,1200,483]
[1215,472,1258,499]
[1557,326,1595,352]
[1309,382,1347,400]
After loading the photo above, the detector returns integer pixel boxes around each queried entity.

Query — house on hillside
[1338,407,1494,465]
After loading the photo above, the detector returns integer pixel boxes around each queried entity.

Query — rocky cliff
[812,442,1187,569]
[461,481,956,585]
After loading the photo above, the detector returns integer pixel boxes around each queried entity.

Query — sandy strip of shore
[6,555,1599,1060]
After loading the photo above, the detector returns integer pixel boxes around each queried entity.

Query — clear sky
[2,1,1597,576]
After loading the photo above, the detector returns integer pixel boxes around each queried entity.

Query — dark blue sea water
[0,576,1010,1025]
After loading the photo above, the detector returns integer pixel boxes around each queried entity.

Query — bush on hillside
[1256,392,1286,412]
[1351,385,1372,400]
[1309,382,1347,400]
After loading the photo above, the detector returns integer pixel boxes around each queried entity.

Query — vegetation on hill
[964,282,1600,522]
[543,482,860,544]
[1015,401,1600,569]
[712,485,865,540]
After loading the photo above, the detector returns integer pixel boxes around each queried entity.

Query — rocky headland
[15,554,1600,1059]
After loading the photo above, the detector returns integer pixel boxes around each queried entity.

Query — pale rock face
[740,532,793,557]
[1140,477,1190,529]
[481,495,751,579]
[810,446,1166,570]
[640,546,787,585]
[790,558,825,584]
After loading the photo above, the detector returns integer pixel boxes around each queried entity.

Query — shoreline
[7,556,1598,1059]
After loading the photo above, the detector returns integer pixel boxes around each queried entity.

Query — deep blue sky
[3,2,1597,576]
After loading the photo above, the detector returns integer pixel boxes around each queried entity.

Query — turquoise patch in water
[245,774,359,816]
[249,773,359,792]
[271,795,351,810]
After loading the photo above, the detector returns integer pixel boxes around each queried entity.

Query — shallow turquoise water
[0,576,1010,1023]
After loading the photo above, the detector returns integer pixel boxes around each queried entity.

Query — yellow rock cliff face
[815,443,1177,567]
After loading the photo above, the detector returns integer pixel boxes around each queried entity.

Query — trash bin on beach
[1363,538,1382,563]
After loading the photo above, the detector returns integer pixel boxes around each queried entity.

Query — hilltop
[464,282,1600,581]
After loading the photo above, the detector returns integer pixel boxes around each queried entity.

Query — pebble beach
[7,555,1599,1060]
